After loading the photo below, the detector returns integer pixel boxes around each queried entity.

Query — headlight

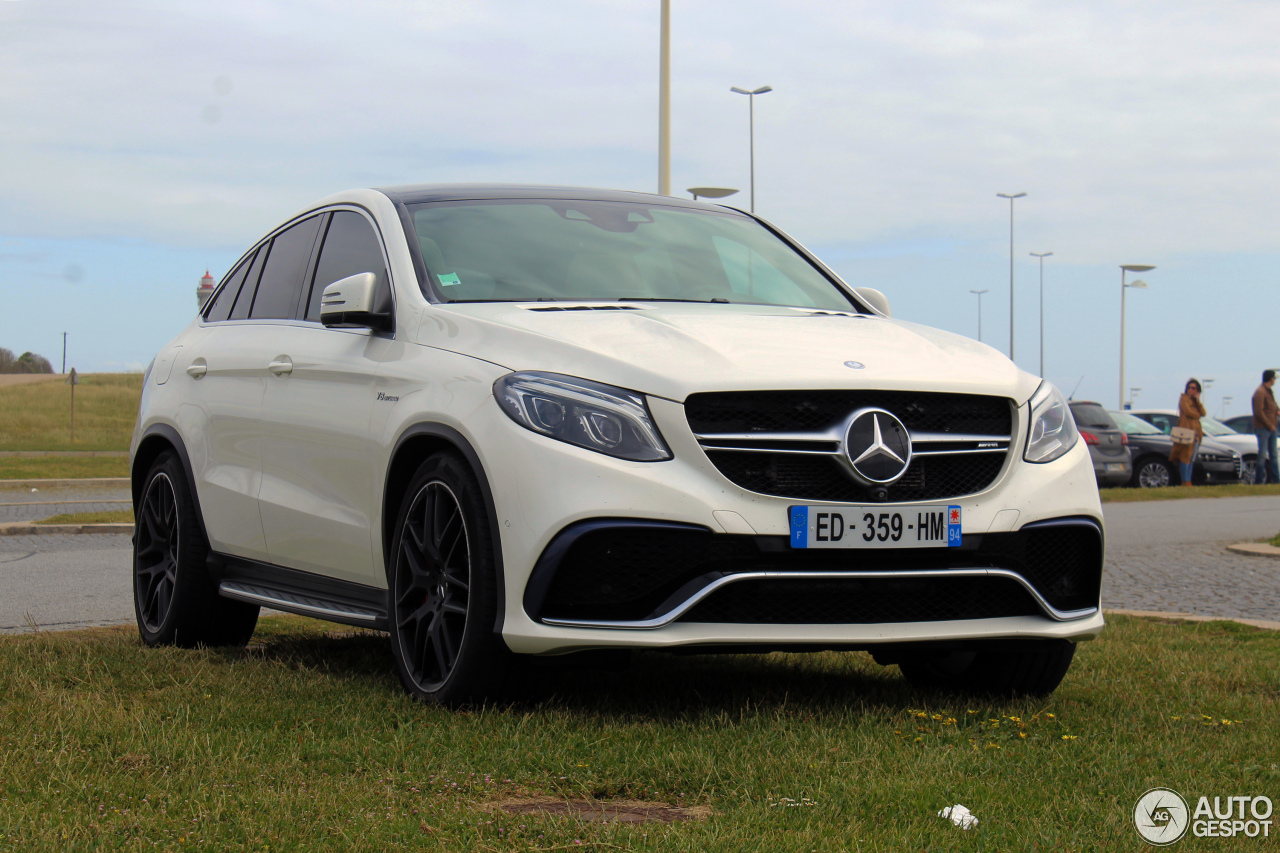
[1024,381,1078,463]
[494,372,672,462]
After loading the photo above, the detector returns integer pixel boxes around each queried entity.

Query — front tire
[388,452,513,707]
[1134,457,1174,489]
[133,451,259,647]
[898,640,1076,696]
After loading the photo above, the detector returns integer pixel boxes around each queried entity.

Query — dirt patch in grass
[490,796,712,824]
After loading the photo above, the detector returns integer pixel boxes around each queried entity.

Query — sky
[1,0,1278,417]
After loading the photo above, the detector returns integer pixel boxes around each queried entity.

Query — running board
[219,581,385,629]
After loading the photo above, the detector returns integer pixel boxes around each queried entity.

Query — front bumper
[475,396,1105,655]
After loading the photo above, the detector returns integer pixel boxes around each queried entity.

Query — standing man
[1252,369,1279,484]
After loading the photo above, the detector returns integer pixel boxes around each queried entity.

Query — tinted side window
[229,246,268,320]
[205,249,256,323]
[250,215,324,320]
[305,211,390,322]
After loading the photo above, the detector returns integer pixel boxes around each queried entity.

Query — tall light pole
[657,0,671,195]
[730,85,772,212]
[1030,251,1052,378]
[1119,264,1155,409]
[969,289,989,341]
[1221,396,1232,419]
[997,192,1027,362]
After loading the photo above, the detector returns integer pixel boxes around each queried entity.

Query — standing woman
[1168,378,1206,486]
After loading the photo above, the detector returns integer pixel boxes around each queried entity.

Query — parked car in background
[1108,410,1243,488]
[1128,409,1257,484]
[1222,415,1253,434]
[1067,402,1132,486]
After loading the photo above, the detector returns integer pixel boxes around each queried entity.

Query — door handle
[268,356,293,377]
[186,360,207,379]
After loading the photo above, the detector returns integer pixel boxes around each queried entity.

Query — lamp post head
[1125,279,1149,290]
[997,192,1027,199]
[687,187,739,200]
[731,85,773,95]
[1120,264,1155,272]
[970,289,989,296]
[1030,251,1053,259]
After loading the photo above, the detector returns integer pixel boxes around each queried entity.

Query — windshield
[1108,410,1164,435]
[1199,416,1237,436]
[1070,404,1117,430]
[407,200,860,310]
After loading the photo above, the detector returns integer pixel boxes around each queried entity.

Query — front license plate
[1105,463,1127,473]
[789,505,961,549]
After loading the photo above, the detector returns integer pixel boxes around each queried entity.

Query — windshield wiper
[617,297,731,303]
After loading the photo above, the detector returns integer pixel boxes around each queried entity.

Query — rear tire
[1134,457,1174,489]
[898,640,1076,697]
[133,451,259,648]
[1243,455,1258,485]
[387,452,514,707]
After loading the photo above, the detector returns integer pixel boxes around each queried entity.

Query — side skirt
[207,553,389,631]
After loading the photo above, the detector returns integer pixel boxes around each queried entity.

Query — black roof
[375,183,740,213]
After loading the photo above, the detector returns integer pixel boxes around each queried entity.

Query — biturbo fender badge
[376,392,399,402]
[844,407,912,485]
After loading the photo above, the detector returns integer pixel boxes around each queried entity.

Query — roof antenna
[1067,375,1084,400]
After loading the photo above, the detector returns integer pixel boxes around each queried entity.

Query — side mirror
[320,272,393,332]
[855,287,891,317]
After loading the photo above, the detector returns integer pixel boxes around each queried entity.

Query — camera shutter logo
[1134,788,1190,846]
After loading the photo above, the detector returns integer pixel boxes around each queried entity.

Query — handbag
[1170,426,1196,445]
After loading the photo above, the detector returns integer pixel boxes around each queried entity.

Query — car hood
[416,302,1041,404]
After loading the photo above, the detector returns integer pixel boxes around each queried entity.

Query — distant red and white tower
[196,270,215,310]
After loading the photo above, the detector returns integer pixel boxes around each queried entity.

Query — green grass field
[0,614,1276,851]
[33,510,133,525]
[0,373,142,452]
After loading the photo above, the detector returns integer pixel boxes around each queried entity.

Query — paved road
[1102,495,1280,623]
[2,495,1279,634]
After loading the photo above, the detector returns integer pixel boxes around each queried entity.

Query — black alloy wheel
[132,451,259,648]
[134,470,179,634]
[389,452,513,706]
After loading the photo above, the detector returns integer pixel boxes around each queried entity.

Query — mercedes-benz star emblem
[844,408,913,485]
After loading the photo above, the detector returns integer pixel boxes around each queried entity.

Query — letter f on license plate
[789,505,962,549]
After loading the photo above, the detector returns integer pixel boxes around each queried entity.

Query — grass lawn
[0,456,129,482]
[33,510,133,525]
[1,614,1276,851]
[0,373,142,452]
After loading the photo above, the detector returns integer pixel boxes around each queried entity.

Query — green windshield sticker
[437,272,461,286]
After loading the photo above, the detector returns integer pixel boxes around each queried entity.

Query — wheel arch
[383,423,506,634]
[132,424,209,543]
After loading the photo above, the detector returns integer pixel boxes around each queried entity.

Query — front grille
[686,390,1012,435]
[706,450,1005,503]
[685,390,1014,503]
[530,519,1102,624]
[678,576,1040,624]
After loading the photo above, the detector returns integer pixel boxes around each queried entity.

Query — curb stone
[0,522,133,537]
[1225,542,1280,559]
[1105,608,1280,632]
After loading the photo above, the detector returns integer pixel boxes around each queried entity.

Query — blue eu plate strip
[789,506,808,548]
[947,505,962,547]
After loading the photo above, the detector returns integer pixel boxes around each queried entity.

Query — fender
[133,423,210,544]
[385,422,506,635]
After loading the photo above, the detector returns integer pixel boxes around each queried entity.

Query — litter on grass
[937,804,978,830]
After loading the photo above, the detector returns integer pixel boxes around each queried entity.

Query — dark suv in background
[1067,402,1132,487]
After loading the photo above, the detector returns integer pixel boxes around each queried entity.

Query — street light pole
[997,193,1027,362]
[969,289,989,341]
[657,0,671,195]
[730,85,773,212]
[1030,251,1053,378]
[1119,264,1155,409]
